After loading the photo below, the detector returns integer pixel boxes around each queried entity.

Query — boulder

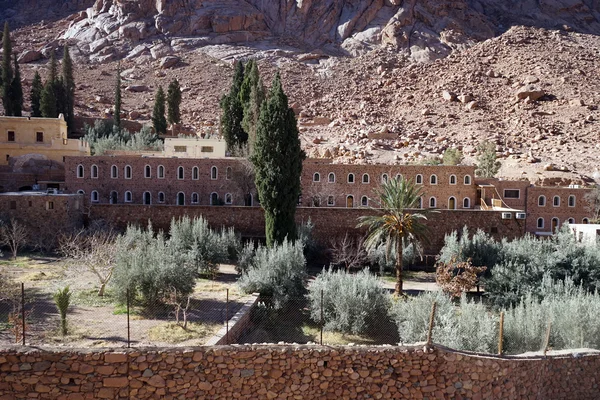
[126,85,149,93]
[17,50,42,63]
[457,94,473,104]
[160,56,180,69]
[442,90,456,102]
[515,85,545,101]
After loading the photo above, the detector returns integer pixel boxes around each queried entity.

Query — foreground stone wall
[0,345,599,399]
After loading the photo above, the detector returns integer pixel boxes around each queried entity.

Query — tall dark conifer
[114,67,121,131]
[30,71,42,117]
[167,78,182,126]
[250,73,305,246]
[62,45,75,131]
[40,50,58,118]
[219,61,246,152]
[240,61,264,152]
[1,22,14,115]
[152,86,167,135]
[10,53,22,116]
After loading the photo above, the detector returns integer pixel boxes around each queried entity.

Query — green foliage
[308,269,390,335]
[438,227,501,276]
[238,239,306,309]
[53,286,71,336]
[40,51,58,118]
[239,60,265,151]
[475,140,501,177]
[368,240,418,275]
[152,86,167,135]
[1,22,13,116]
[10,54,22,116]
[442,148,463,165]
[584,187,600,223]
[422,157,441,166]
[62,45,75,131]
[167,78,182,125]
[84,120,162,155]
[30,72,42,117]
[250,73,305,246]
[220,61,247,152]
[114,68,121,130]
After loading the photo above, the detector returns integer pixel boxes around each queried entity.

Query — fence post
[21,283,25,346]
[498,311,504,355]
[126,288,130,348]
[426,301,437,349]
[543,321,552,356]
[320,289,324,346]
[226,288,229,345]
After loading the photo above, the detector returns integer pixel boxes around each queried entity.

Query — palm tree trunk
[395,239,403,296]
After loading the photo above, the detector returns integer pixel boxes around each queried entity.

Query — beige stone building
[163,137,226,158]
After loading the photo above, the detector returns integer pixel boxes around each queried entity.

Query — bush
[308,269,390,335]
[237,239,306,309]
[84,120,163,155]
[438,227,500,276]
[367,240,418,275]
[442,148,463,165]
[53,286,71,336]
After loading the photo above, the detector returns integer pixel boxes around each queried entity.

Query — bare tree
[584,187,600,223]
[330,233,368,271]
[164,287,192,329]
[0,217,29,259]
[59,228,118,296]
[231,159,256,206]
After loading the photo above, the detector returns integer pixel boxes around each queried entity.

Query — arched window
[538,195,546,207]
[111,165,118,179]
[312,196,321,207]
[177,166,184,180]
[362,174,369,184]
[77,164,84,178]
[177,192,185,206]
[125,191,132,202]
[328,173,335,183]
[327,196,335,206]
[568,195,576,207]
[583,218,589,224]
[448,197,456,210]
[226,167,232,180]
[313,173,321,182]
[346,195,354,208]
[395,174,402,181]
[91,165,98,179]
[552,217,559,233]
[381,174,388,184]
[91,191,99,202]
[210,192,219,205]
[110,191,118,204]
[553,196,560,207]
[225,193,232,205]
[245,193,253,207]
[416,174,423,184]
[463,197,470,208]
[429,197,436,208]
[143,192,151,205]
[191,192,199,204]
[192,167,199,180]
[158,192,165,203]
[449,175,457,185]
[537,218,544,229]
[567,218,575,224]
[361,196,368,206]
[77,190,85,195]
[348,173,355,184]
[430,175,438,185]
[157,165,165,179]
[145,165,151,178]
[211,166,218,180]
[464,175,471,185]
[417,197,423,209]
[125,165,132,179]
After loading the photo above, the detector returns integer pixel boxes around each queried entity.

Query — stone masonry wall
[0,345,599,399]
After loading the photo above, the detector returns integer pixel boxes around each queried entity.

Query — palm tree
[357,177,433,295]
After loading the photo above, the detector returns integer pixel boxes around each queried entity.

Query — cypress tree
[62,45,75,131]
[167,78,182,126]
[219,61,246,152]
[152,86,167,135]
[30,71,42,117]
[114,67,121,131]
[40,81,57,118]
[250,73,305,246]
[10,53,22,116]
[240,61,264,152]
[1,22,14,116]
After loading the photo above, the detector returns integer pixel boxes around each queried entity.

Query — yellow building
[163,137,227,158]
[0,114,90,165]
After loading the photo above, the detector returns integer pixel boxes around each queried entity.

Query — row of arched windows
[312,172,472,185]
[315,195,471,209]
[76,164,231,181]
[79,190,236,206]
[537,195,576,207]
[536,217,589,231]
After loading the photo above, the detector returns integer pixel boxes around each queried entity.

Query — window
[538,195,546,207]
[125,165,132,179]
[448,197,456,210]
[313,173,321,182]
[552,217,559,233]
[225,193,232,205]
[226,167,232,180]
[143,192,151,205]
[201,146,214,153]
[244,194,253,207]
[125,191,132,202]
[348,173,355,183]
[91,165,98,178]
[346,195,354,208]
[382,174,388,184]
[77,164,84,178]
[91,191,99,202]
[430,175,437,185]
[361,196,368,206]
[464,175,471,185]
[568,195,576,207]
[504,189,520,199]
[110,191,118,204]
[7,131,15,141]
[158,192,165,203]
[362,174,369,184]
[449,175,457,185]
[158,165,165,179]
[177,166,184,180]
[192,166,199,180]
[46,201,54,210]
[395,174,402,181]
[174,146,187,153]
[463,197,470,208]
[328,173,335,183]
[553,196,560,207]
[327,196,335,206]
[191,192,199,204]
[429,197,436,208]
[145,165,151,178]
[568,218,575,224]
[583,218,589,224]
[177,192,185,205]
[77,190,85,196]
[416,174,423,184]
[211,166,218,180]
[210,192,219,205]
[36,132,44,142]
[111,165,118,179]
[312,196,321,207]
[417,197,423,209]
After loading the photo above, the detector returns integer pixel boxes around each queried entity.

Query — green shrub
[308,269,390,335]
[368,240,418,275]
[53,286,71,336]
[442,148,463,165]
[237,239,306,309]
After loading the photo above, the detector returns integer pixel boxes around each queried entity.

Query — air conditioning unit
[515,212,526,219]
[501,212,513,219]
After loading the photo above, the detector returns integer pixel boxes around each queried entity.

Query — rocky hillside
[2,0,600,182]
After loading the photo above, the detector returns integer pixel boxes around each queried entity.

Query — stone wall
[0,345,599,399]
